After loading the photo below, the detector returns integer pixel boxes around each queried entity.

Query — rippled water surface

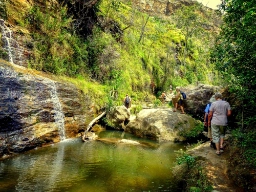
[0,130,186,192]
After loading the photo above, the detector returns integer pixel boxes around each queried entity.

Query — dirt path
[189,142,238,192]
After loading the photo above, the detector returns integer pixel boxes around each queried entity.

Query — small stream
[0,130,186,192]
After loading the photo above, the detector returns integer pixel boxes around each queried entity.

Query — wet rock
[106,106,130,130]
[0,61,94,158]
[83,131,98,140]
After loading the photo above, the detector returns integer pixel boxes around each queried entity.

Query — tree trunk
[82,111,106,141]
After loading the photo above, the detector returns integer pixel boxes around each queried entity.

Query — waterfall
[0,19,66,141]
[49,81,66,141]
[0,19,25,66]
[0,19,14,63]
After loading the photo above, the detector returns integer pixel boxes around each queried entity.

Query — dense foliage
[211,0,256,189]
[0,0,221,106]
[26,5,89,76]
[2,0,256,190]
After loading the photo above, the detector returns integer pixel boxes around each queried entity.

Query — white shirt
[210,100,231,126]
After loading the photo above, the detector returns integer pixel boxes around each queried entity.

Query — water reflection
[0,130,185,192]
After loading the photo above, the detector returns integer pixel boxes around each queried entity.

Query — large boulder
[106,106,130,130]
[179,84,221,120]
[150,84,221,120]
[125,108,201,142]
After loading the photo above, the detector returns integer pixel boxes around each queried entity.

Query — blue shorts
[178,99,183,105]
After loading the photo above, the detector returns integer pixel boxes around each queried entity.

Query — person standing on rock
[208,93,231,155]
[172,87,185,114]
[124,94,131,109]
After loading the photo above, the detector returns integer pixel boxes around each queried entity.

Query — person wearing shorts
[208,93,231,155]
[172,87,185,114]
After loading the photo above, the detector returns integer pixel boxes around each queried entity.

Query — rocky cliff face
[131,0,196,15]
[0,15,96,158]
[0,19,31,67]
[0,61,93,158]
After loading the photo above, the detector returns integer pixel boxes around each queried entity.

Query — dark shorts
[125,103,130,108]
[178,99,183,105]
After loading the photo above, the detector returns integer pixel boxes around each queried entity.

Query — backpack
[180,91,186,100]
[125,96,130,104]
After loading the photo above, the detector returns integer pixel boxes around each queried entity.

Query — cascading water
[0,19,26,66]
[0,19,66,140]
[49,81,66,141]
[0,19,14,63]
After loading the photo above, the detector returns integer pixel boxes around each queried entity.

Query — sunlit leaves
[26,5,88,76]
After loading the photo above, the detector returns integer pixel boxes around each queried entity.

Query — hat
[214,93,222,99]
[209,95,216,102]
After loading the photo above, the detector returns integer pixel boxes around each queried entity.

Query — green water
[0,130,185,192]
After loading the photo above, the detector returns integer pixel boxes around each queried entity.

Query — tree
[0,0,7,19]
[211,0,256,181]
[212,0,256,130]
[173,5,204,68]
[59,0,100,37]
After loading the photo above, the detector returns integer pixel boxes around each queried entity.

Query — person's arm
[227,109,231,116]
[227,103,231,116]
[175,92,181,99]
[204,113,208,126]
[204,104,209,126]
[208,111,213,127]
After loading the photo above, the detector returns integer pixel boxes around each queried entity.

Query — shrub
[175,149,213,191]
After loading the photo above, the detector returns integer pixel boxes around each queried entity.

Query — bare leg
[215,142,220,154]
[220,137,224,152]
[173,103,178,112]
[180,105,185,113]
[220,138,224,148]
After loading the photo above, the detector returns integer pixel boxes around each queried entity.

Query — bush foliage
[0,0,220,104]
[211,0,256,189]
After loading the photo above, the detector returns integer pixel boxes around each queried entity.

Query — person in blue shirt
[204,95,216,145]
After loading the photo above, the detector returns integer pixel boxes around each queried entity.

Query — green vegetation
[211,0,256,189]
[0,0,221,108]
[179,121,204,141]
[176,149,213,191]
[6,0,255,190]
[177,149,196,170]
[153,99,162,108]
[0,0,7,19]
[130,104,142,115]
[26,6,88,76]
